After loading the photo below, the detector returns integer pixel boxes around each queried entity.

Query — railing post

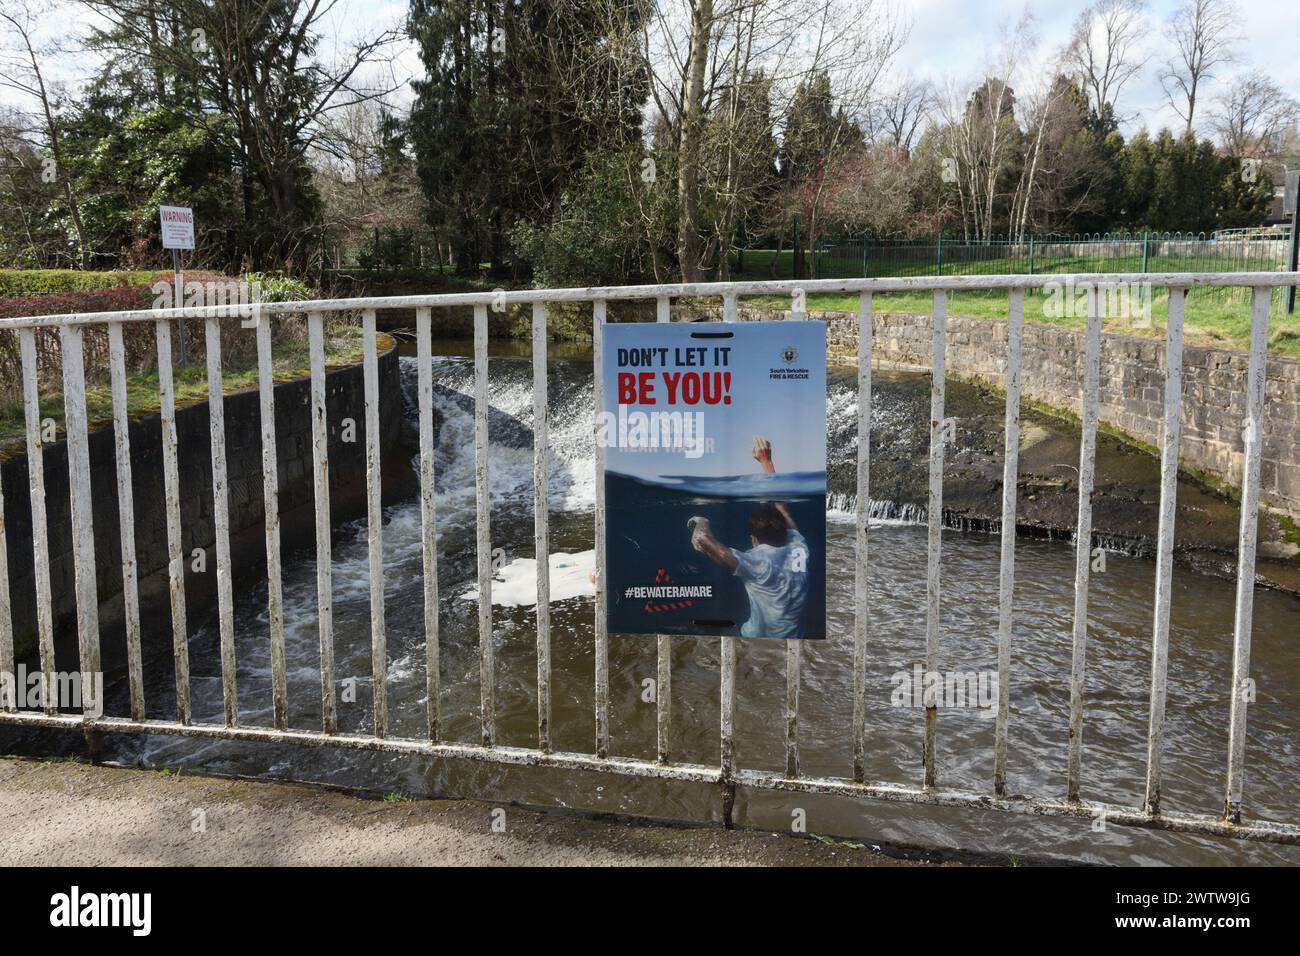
[993,289,1024,796]
[852,291,873,783]
[257,312,288,731]
[1143,288,1185,816]
[1066,288,1103,804]
[0,467,11,712]
[474,303,495,748]
[923,290,947,789]
[363,309,387,738]
[154,319,191,724]
[592,299,610,758]
[720,291,737,823]
[655,295,672,763]
[309,312,338,736]
[59,325,102,717]
[1224,287,1272,823]
[18,330,55,712]
[205,316,238,727]
[533,302,552,752]
[107,323,144,721]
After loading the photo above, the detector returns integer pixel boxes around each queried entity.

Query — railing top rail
[0,271,1297,330]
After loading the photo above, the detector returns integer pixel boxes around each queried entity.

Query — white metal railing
[0,272,1298,848]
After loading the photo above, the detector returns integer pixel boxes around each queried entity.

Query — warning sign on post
[601,321,827,640]
[158,205,195,250]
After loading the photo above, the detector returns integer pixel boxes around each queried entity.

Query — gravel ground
[0,758,963,866]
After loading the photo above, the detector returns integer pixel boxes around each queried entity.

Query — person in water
[688,436,811,638]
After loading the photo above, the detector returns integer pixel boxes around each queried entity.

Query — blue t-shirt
[730,528,810,638]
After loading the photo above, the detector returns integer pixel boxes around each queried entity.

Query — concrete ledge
[0,758,963,867]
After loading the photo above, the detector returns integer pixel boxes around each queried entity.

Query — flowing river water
[7,340,1299,864]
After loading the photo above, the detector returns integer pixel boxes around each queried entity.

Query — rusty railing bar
[719,292,738,797]
[0,462,11,712]
[1224,287,1272,823]
[362,309,387,738]
[308,312,337,736]
[592,299,610,758]
[1065,291,1103,803]
[414,307,438,743]
[59,325,102,713]
[922,290,947,789]
[1143,289,1186,815]
[205,317,239,727]
[18,329,56,712]
[107,323,145,721]
[533,302,552,752]
[257,313,288,730]
[785,289,805,779]
[154,319,191,724]
[655,294,672,763]
[993,288,1024,796]
[852,291,873,783]
[474,303,495,747]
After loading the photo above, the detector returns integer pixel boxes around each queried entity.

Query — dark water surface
[6,339,1298,865]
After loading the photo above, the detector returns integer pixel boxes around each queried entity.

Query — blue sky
[602,322,829,481]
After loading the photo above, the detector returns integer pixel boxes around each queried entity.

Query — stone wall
[1,339,403,661]
[819,310,1300,518]
[680,303,1300,518]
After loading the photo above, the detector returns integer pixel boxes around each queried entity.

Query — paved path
[0,758,957,866]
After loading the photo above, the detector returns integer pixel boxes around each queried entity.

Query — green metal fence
[728,230,1297,315]
[731,230,1292,283]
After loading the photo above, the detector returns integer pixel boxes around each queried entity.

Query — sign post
[1285,170,1298,315]
[159,205,196,363]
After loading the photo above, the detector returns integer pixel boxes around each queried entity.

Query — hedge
[0,269,160,297]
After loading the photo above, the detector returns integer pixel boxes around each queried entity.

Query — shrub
[0,272,322,406]
[0,269,158,297]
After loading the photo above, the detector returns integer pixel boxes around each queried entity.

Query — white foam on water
[461,550,597,608]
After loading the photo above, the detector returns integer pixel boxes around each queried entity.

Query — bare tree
[1160,0,1239,136]
[1210,72,1300,159]
[1063,0,1148,123]
[643,0,905,280]
[0,1,91,267]
[675,0,714,282]
[937,13,1035,242]
[871,75,934,155]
